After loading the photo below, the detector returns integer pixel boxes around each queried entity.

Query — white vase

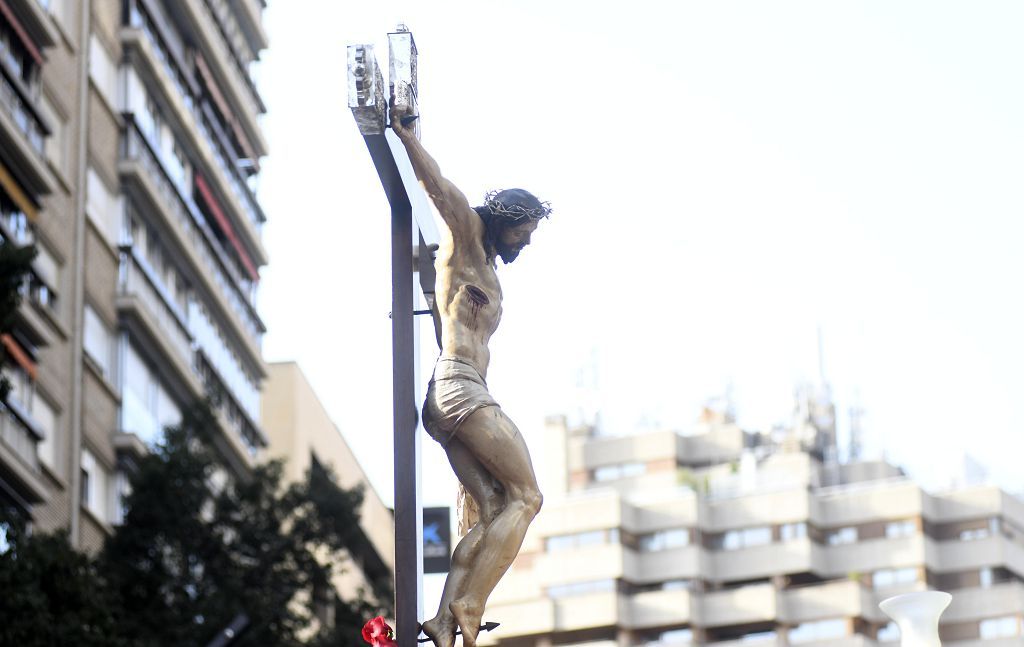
[879,591,952,647]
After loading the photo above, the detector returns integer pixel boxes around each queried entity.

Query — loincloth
[422,357,499,447]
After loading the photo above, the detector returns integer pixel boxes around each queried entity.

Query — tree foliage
[0,528,129,647]
[0,401,392,646]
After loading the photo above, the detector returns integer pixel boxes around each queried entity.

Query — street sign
[423,506,451,574]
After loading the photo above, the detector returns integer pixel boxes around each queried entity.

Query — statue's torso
[435,227,501,380]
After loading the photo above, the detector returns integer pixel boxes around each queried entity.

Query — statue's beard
[495,241,522,264]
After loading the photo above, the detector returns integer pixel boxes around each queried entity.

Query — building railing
[197,0,264,116]
[121,116,263,348]
[195,351,263,457]
[0,400,40,473]
[195,105,262,231]
[0,68,46,155]
[126,2,265,233]
[118,247,194,369]
[126,3,196,112]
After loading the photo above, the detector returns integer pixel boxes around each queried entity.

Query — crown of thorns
[483,190,552,222]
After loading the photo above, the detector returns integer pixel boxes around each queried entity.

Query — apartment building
[0,0,269,551]
[482,403,1024,647]
[261,361,395,628]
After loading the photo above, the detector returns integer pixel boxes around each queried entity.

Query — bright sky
[257,0,1024,519]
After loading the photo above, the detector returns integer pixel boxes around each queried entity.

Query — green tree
[0,528,129,647]
[100,402,392,647]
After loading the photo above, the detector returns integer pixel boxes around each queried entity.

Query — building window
[639,528,690,552]
[1,191,33,246]
[960,518,1000,542]
[545,529,616,552]
[30,242,59,314]
[780,522,807,542]
[885,520,916,539]
[33,393,57,471]
[872,567,918,589]
[979,567,993,589]
[721,526,772,551]
[826,527,858,546]
[658,628,693,644]
[83,305,115,380]
[979,616,1020,640]
[113,469,132,525]
[546,579,615,599]
[593,461,646,482]
[80,449,110,523]
[121,341,181,445]
[789,619,848,644]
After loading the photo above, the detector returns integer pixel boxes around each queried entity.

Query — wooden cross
[347,27,439,647]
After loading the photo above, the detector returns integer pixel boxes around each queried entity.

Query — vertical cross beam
[348,29,438,647]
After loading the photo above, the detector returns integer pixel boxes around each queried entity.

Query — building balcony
[234,0,269,52]
[116,247,198,387]
[536,489,623,538]
[0,398,47,504]
[702,488,810,532]
[811,479,922,527]
[931,534,1004,571]
[627,544,701,583]
[479,598,555,640]
[623,588,692,629]
[813,534,926,578]
[708,539,813,582]
[119,116,265,368]
[0,68,51,197]
[778,579,864,624]
[120,20,267,260]
[557,590,620,631]
[941,582,1024,624]
[946,639,1022,647]
[485,591,621,638]
[535,544,625,587]
[176,0,267,157]
[6,0,59,50]
[696,583,776,628]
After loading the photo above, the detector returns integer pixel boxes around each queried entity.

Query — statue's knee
[522,489,543,517]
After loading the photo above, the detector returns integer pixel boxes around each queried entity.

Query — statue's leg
[447,407,542,647]
[422,438,505,647]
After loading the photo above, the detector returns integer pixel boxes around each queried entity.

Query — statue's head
[474,188,551,264]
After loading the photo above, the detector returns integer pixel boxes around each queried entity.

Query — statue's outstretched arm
[391,107,480,242]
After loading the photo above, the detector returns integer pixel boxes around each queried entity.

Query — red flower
[362,616,397,647]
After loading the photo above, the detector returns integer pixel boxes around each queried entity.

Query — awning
[0,160,38,221]
[195,53,259,172]
[0,0,44,67]
[2,334,37,381]
[194,173,258,281]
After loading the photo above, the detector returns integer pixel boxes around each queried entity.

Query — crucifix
[349,27,550,647]
[348,27,437,647]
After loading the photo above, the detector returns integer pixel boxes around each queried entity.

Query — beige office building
[1,0,270,551]
[261,360,396,614]
[483,397,1024,647]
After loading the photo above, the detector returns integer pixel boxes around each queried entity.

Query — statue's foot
[421,616,456,647]
[449,599,481,647]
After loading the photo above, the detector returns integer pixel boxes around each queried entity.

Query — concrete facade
[261,361,396,610]
[482,410,1024,647]
[1,0,270,551]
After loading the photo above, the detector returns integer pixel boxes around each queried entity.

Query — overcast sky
[256,0,1024,520]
